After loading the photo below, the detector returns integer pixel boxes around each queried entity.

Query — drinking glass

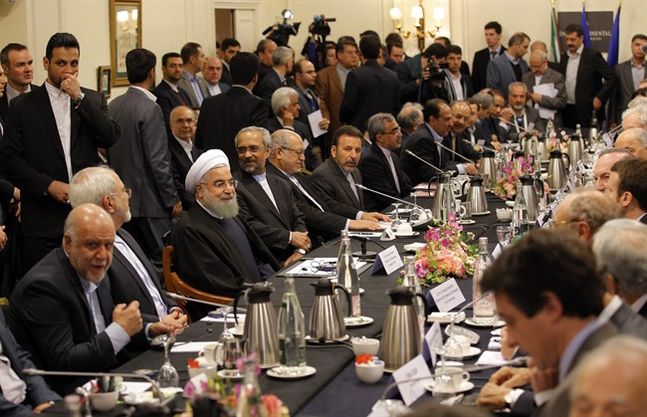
[496,225,512,248]
[391,203,402,230]
[155,334,179,388]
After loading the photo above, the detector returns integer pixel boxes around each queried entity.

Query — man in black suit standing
[341,35,399,131]
[359,113,411,212]
[195,52,268,171]
[256,46,293,105]
[310,125,390,222]
[168,105,202,210]
[234,127,310,266]
[219,38,240,87]
[152,52,191,137]
[560,23,616,128]
[609,34,647,126]
[471,21,506,93]
[108,48,180,267]
[0,32,119,272]
[444,45,473,101]
[0,43,36,122]
[253,38,277,94]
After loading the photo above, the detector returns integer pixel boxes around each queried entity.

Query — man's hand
[290,231,311,250]
[491,139,504,151]
[171,201,183,218]
[47,180,70,204]
[33,401,55,414]
[283,251,304,267]
[464,163,478,175]
[530,92,542,103]
[490,366,531,388]
[349,219,382,230]
[592,97,603,111]
[318,118,330,131]
[477,382,511,410]
[148,321,176,337]
[0,226,7,251]
[161,310,188,333]
[500,107,514,122]
[112,301,143,337]
[60,74,82,102]
[362,212,390,222]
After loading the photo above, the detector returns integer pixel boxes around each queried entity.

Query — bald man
[8,205,147,395]
[551,189,621,242]
[202,56,230,96]
[522,49,566,127]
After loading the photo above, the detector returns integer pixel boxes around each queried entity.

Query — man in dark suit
[609,34,647,126]
[219,38,241,87]
[310,125,389,222]
[267,129,382,245]
[499,82,546,142]
[358,113,411,212]
[486,32,530,97]
[447,100,481,171]
[68,167,188,334]
[177,42,209,110]
[168,105,202,210]
[172,150,279,308]
[476,229,617,416]
[559,23,616,128]
[233,127,310,266]
[0,309,60,416]
[471,21,506,93]
[340,35,400,131]
[253,39,277,94]
[256,46,293,106]
[202,56,230,97]
[195,52,268,171]
[607,158,647,223]
[523,50,567,128]
[0,32,119,273]
[7,205,147,395]
[0,43,36,122]
[152,52,191,137]
[108,49,180,267]
[444,45,473,101]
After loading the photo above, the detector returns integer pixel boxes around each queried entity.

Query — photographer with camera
[396,43,450,105]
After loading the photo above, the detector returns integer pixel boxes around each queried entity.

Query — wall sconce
[389,1,444,53]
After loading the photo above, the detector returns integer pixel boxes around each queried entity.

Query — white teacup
[453,335,471,355]
[202,343,223,365]
[395,223,413,235]
[434,366,470,391]
[351,337,380,356]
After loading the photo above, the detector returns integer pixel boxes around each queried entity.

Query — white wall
[0,0,643,100]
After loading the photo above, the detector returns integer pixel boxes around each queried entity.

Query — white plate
[394,231,420,238]
[464,317,506,328]
[505,201,515,207]
[435,360,464,367]
[266,365,316,379]
[425,381,475,395]
[457,219,476,225]
[305,334,350,344]
[388,208,414,215]
[444,346,481,359]
[217,369,244,380]
[472,211,491,216]
[427,311,466,324]
[344,315,374,327]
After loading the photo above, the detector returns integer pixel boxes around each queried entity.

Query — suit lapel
[267,174,291,227]
[36,86,66,160]
[241,175,285,225]
[70,94,81,151]
[374,145,398,191]
[113,230,157,307]
[330,160,360,207]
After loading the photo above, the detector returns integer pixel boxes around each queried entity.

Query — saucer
[457,219,476,225]
[394,231,420,238]
[217,369,244,380]
[505,201,515,208]
[472,211,491,216]
[305,334,350,344]
[344,315,374,328]
[267,365,316,379]
[444,346,481,359]
[464,317,506,328]
[425,381,475,395]
[427,311,465,324]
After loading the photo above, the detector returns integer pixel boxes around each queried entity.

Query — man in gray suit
[593,219,647,335]
[523,50,566,128]
[177,42,209,109]
[108,49,181,267]
[486,32,530,97]
[609,34,647,126]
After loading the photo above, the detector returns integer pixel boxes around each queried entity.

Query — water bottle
[277,277,306,367]
[472,237,496,321]
[236,356,262,417]
[512,182,529,237]
[402,255,426,347]
[336,230,361,317]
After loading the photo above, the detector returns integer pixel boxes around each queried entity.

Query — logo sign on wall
[558,11,613,53]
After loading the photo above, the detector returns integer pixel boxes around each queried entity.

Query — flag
[607,4,621,67]
[550,2,561,62]
[581,2,591,48]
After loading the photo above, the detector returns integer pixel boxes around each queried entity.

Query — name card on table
[371,245,404,275]
[425,322,443,367]
[392,354,433,406]
[429,278,466,312]
[380,228,396,241]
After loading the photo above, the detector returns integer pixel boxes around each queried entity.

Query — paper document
[307,110,328,138]
[533,83,557,120]
[170,341,214,353]
[475,351,507,366]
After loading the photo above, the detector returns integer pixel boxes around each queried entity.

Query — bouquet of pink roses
[493,155,535,199]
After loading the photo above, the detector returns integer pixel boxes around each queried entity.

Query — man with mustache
[500,82,545,143]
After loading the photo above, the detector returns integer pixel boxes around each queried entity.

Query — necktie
[289,175,324,211]
[384,152,401,194]
[490,50,496,60]
[305,90,319,112]
[191,77,204,105]
[346,174,360,202]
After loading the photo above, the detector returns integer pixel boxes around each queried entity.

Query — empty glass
[155,333,179,388]
[496,225,512,248]
[391,203,402,230]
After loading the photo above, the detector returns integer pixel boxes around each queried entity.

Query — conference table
[116,192,510,417]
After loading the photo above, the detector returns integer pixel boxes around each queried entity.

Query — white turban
[184,149,230,193]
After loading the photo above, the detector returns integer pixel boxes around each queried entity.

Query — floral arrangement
[413,214,477,285]
[183,355,289,417]
[493,155,535,199]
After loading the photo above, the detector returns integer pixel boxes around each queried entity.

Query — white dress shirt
[0,340,26,404]
[45,82,73,182]
[252,172,280,212]
[174,135,194,162]
[565,44,584,104]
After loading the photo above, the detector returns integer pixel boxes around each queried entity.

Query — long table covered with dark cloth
[110,192,510,417]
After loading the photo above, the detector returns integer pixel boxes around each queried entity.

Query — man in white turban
[172,149,279,319]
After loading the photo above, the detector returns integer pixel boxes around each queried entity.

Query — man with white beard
[499,81,546,143]
[171,149,279,318]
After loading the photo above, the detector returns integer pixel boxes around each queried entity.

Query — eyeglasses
[281,146,305,156]
[109,188,132,198]
[381,126,401,135]
[201,179,238,190]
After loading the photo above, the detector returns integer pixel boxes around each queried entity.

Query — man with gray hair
[614,127,647,159]
[593,219,647,330]
[358,113,411,211]
[523,49,566,127]
[397,102,424,151]
[592,148,632,192]
[500,82,545,142]
[621,105,647,130]
[486,32,530,97]
[233,126,309,266]
[552,189,621,242]
[171,149,278,317]
[256,46,294,104]
[569,336,647,416]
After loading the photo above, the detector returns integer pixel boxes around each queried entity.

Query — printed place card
[393,354,433,406]
[429,278,466,312]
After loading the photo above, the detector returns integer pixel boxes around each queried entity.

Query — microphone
[437,141,476,164]
[498,117,534,134]
[166,292,235,310]
[355,184,433,228]
[404,150,445,174]
[23,368,167,404]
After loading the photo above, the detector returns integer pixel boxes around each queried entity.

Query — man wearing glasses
[171,149,278,316]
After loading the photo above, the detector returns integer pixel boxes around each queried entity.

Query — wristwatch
[73,91,85,107]
[295,248,307,255]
